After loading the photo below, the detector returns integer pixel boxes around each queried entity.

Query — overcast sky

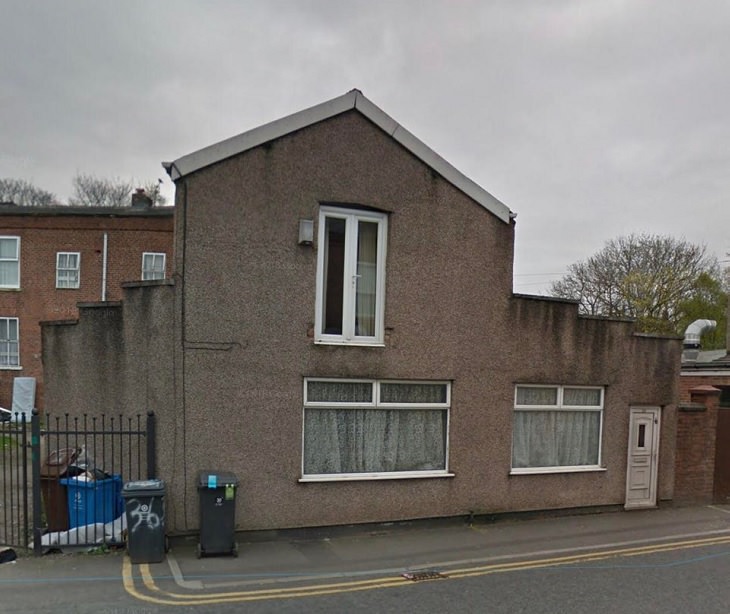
[2,0,728,294]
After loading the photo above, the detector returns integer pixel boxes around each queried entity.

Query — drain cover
[401,570,446,581]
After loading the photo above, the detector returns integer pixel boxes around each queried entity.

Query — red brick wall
[0,210,174,410]
[679,374,730,402]
[673,386,721,503]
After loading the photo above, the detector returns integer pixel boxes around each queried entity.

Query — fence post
[146,411,156,479]
[31,410,42,556]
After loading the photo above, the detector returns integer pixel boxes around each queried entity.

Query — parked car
[0,407,11,422]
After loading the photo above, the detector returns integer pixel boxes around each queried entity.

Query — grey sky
[2,0,728,294]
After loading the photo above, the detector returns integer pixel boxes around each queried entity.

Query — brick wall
[673,386,721,503]
[0,207,174,410]
[679,373,730,403]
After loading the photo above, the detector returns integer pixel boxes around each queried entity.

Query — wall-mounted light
[298,219,314,245]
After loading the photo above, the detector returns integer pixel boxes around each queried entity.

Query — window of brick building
[142,253,166,280]
[0,317,20,367]
[0,237,20,289]
[56,252,80,289]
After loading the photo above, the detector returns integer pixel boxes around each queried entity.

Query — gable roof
[163,89,513,224]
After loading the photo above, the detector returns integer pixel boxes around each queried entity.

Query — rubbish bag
[68,445,110,481]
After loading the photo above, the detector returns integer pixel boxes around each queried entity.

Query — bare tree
[0,178,56,207]
[140,179,167,207]
[68,174,167,207]
[550,234,722,336]
[68,173,135,208]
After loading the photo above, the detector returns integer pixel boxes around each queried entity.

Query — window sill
[0,366,22,371]
[510,466,606,476]
[299,471,454,483]
[313,340,385,348]
[0,287,20,291]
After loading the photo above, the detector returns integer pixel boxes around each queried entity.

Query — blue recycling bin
[59,475,123,528]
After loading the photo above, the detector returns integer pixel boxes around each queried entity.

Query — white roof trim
[166,89,513,223]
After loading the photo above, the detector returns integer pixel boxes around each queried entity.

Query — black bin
[197,470,238,558]
[122,479,166,564]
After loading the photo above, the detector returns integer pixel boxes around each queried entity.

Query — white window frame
[0,236,20,289]
[511,384,605,475]
[56,252,80,289]
[142,252,166,280]
[301,378,452,482]
[0,317,20,368]
[314,206,387,346]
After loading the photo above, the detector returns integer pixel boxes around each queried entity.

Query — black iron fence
[0,411,155,555]
[0,414,30,553]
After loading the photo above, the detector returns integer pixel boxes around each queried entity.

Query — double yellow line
[122,534,730,606]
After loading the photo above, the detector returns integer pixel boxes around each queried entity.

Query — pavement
[3,503,730,606]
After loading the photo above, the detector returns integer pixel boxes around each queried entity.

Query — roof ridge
[164,90,513,223]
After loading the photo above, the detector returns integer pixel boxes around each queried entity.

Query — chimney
[131,188,153,209]
[682,319,717,362]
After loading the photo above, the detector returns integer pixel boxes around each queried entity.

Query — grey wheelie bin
[197,471,238,557]
[122,479,166,563]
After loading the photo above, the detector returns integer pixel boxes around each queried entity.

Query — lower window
[302,379,450,479]
[512,385,603,472]
[0,317,19,367]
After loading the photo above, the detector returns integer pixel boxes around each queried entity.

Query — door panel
[625,407,660,509]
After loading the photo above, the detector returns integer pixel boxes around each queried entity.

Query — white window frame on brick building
[0,237,20,289]
[56,252,80,289]
[142,252,166,280]
[0,317,20,368]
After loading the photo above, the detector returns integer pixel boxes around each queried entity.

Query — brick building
[0,198,174,411]
[675,315,730,503]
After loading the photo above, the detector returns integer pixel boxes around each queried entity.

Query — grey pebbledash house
[41,90,682,534]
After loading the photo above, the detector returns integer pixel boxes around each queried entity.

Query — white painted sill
[510,466,607,476]
[299,472,455,483]
[313,340,386,348]
[0,366,23,371]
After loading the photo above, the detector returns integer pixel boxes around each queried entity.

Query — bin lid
[197,470,238,489]
[59,474,122,488]
[40,448,79,478]
[122,479,166,497]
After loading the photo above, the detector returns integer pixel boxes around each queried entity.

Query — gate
[0,411,156,555]
[0,414,30,551]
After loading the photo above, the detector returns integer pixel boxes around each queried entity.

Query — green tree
[550,234,725,340]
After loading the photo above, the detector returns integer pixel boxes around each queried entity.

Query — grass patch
[0,434,19,450]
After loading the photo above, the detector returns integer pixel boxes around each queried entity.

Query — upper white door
[625,407,661,509]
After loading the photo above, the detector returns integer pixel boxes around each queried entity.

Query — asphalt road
[121,537,730,614]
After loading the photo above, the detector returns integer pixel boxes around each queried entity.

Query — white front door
[625,407,661,509]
